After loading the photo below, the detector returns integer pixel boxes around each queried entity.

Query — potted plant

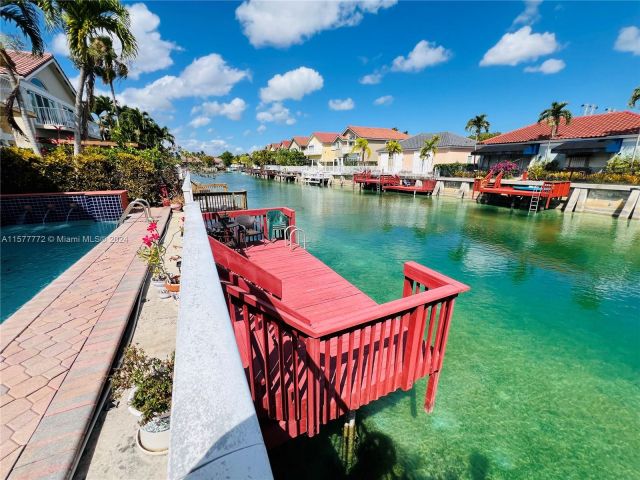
[112,345,174,454]
[170,195,184,212]
[138,222,168,289]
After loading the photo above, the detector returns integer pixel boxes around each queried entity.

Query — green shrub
[0,146,180,204]
[437,162,483,178]
[0,147,58,193]
[604,154,634,174]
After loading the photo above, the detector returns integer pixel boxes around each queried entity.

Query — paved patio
[0,208,170,480]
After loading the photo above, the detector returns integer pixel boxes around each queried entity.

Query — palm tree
[351,138,372,168]
[92,94,115,140]
[538,101,572,160]
[92,35,127,124]
[629,86,640,108]
[57,0,137,155]
[419,135,440,175]
[0,0,47,155]
[465,114,490,167]
[385,140,402,173]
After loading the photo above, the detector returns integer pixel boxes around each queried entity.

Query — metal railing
[34,106,76,129]
[116,198,152,226]
[191,182,228,193]
[193,190,248,213]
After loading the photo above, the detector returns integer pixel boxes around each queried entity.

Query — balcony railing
[34,106,76,129]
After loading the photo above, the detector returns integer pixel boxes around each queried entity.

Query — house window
[30,78,48,91]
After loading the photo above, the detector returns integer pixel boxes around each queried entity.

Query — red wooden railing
[207,208,470,439]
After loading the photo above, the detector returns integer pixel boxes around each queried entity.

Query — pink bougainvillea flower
[150,232,160,241]
[147,222,158,232]
[142,236,153,247]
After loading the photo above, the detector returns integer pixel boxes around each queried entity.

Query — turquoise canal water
[0,221,116,321]
[203,173,640,479]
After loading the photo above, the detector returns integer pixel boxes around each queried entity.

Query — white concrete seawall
[168,173,273,479]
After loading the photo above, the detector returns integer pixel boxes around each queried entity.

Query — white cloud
[51,33,69,56]
[480,26,558,66]
[243,129,252,136]
[614,26,640,56]
[192,98,247,121]
[259,67,323,103]
[119,53,249,112]
[524,58,565,74]
[391,40,451,72]
[328,98,355,111]
[256,102,296,125]
[189,116,211,128]
[52,3,180,80]
[178,138,231,155]
[236,0,397,48]
[374,95,394,106]
[248,145,261,153]
[257,125,267,133]
[512,0,542,26]
[125,3,181,79]
[360,72,383,84]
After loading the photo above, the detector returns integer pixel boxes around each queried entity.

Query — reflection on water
[204,173,640,479]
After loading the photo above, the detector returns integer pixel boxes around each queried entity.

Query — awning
[472,143,539,155]
[551,138,622,154]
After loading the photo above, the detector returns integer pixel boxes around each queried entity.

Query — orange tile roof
[483,111,640,144]
[292,136,309,147]
[280,140,292,148]
[0,50,53,77]
[345,125,410,140]
[312,132,340,143]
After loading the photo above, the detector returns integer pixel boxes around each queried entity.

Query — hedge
[1,146,180,203]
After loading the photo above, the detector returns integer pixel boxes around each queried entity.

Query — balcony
[34,106,101,139]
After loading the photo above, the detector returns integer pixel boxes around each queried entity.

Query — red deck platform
[472,172,571,209]
[205,207,469,442]
[383,179,437,195]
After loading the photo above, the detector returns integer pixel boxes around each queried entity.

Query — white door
[393,153,402,173]
[412,152,421,173]
[423,155,434,175]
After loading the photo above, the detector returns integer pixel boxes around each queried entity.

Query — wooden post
[341,410,357,473]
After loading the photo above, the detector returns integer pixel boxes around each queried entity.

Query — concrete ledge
[168,173,272,480]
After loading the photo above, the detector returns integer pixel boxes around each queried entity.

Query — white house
[0,50,100,148]
[474,111,640,172]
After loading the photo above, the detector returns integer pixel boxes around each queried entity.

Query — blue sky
[36,1,640,154]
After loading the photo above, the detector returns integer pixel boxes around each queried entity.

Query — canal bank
[247,168,640,219]
[197,172,640,479]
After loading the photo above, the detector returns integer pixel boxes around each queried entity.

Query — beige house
[0,50,100,147]
[305,132,340,166]
[289,136,309,153]
[379,132,475,174]
[340,126,409,167]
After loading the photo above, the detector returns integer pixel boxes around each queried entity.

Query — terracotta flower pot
[164,275,180,293]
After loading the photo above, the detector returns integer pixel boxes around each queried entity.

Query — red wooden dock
[383,179,437,195]
[472,171,571,208]
[204,207,469,443]
[354,171,401,190]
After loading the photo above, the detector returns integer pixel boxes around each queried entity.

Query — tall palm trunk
[108,81,120,125]
[73,66,87,155]
[2,51,42,156]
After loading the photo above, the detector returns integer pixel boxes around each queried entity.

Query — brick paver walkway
[0,209,170,479]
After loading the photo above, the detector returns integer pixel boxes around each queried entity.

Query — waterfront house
[305,132,341,166]
[0,50,100,148]
[474,111,640,173]
[339,126,410,169]
[379,132,475,174]
[289,136,309,153]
